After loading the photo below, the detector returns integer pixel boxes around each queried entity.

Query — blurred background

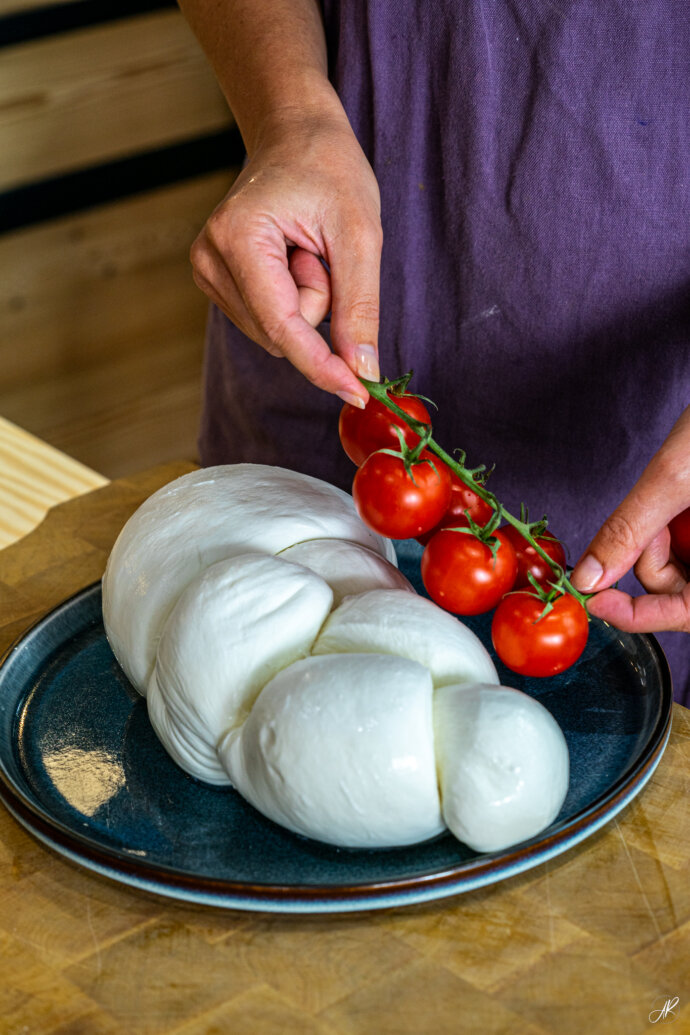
[0,0,241,478]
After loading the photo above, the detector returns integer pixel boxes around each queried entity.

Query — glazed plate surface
[0,541,673,912]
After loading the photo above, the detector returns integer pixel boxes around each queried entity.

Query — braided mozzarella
[103,465,569,853]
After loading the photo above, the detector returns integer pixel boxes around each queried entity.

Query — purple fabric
[199,0,690,703]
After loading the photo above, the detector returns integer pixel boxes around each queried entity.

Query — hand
[570,407,690,632]
[190,109,382,407]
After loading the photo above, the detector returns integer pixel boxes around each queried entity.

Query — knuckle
[308,372,332,392]
[190,261,214,296]
[190,266,208,293]
[347,296,380,324]
[659,593,688,631]
[205,208,242,257]
[632,550,656,584]
[655,447,689,492]
[261,312,297,350]
[293,347,336,392]
[189,243,211,280]
[335,204,382,244]
[601,511,640,552]
[633,559,662,593]
[189,232,205,265]
[205,207,230,239]
[352,215,383,251]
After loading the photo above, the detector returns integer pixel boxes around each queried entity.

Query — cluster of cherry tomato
[339,388,590,678]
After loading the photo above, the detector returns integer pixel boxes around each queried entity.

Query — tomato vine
[359,372,593,613]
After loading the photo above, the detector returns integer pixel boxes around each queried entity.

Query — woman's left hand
[570,406,690,633]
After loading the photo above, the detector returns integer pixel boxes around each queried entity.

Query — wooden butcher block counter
[0,420,689,1035]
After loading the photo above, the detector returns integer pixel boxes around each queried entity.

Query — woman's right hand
[190,109,382,407]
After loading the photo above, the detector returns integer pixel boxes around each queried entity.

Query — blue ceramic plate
[0,541,673,913]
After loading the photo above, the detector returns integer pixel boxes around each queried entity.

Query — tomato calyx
[441,508,507,562]
[372,421,443,488]
[379,371,436,412]
[503,569,592,622]
[339,381,434,467]
[353,444,452,540]
[516,504,551,541]
[362,376,436,453]
[450,446,493,489]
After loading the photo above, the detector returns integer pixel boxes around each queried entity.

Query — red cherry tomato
[501,525,567,589]
[491,590,589,677]
[353,449,452,539]
[421,527,518,615]
[339,392,431,466]
[669,506,690,564]
[417,471,494,545]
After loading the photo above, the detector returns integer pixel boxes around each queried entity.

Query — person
[179,0,690,703]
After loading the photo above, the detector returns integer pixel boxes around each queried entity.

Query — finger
[571,409,690,592]
[289,248,332,327]
[327,215,382,382]
[229,227,368,404]
[634,529,688,595]
[191,230,262,336]
[191,244,284,357]
[570,488,683,593]
[195,233,331,351]
[587,586,690,633]
[194,272,284,358]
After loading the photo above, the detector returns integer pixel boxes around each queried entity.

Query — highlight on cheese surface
[103,463,570,854]
[148,553,333,785]
[434,683,569,852]
[219,653,444,847]
[102,464,397,693]
[312,588,499,688]
[277,538,414,606]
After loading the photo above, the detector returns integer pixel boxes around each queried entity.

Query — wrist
[243,75,350,155]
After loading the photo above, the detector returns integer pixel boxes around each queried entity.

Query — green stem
[361,376,592,611]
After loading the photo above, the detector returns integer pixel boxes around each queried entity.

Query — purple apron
[198,1,690,702]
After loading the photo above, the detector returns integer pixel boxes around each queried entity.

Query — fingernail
[337,390,366,409]
[354,344,380,381]
[572,554,604,591]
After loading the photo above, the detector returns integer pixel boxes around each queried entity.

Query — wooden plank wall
[0,1,239,477]
[0,0,81,13]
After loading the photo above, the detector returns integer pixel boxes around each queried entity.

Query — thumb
[571,412,690,593]
[288,248,332,327]
[570,498,672,593]
[327,216,382,383]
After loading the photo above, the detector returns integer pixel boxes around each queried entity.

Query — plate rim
[0,581,675,911]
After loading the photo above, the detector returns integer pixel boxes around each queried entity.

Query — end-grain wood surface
[0,464,689,1035]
